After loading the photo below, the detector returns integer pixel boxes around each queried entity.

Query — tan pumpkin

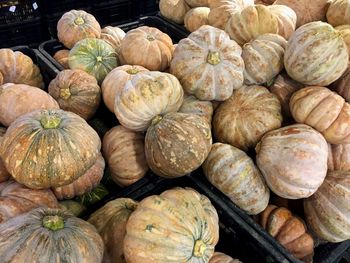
[335,25,350,58]
[213,85,282,151]
[114,71,184,131]
[48,69,101,120]
[184,7,210,32]
[290,86,350,144]
[145,112,212,178]
[203,143,269,215]
[170,25,244,101]
[304,170,350,242]
[185,0,209,7]
[225,5,279,46]
[179,94,213,126]
[100,26,126,53]
[0,49,44,89]
[101,65,148,112]
[88,198,138,263]
[256,124,328,199]
[330,64,350,102]
[57,10,101,49]
[328,143,350,171]
[103,126,148,187]
[0,72,3,85]
[124,187,219,263]
[255,0,274,4]
[53,49,70,69]
[159,0,191,24]
[209,252,242,263]
[0,83,59,127]
[268,5,297,40]
[119,26,174,71]
[327,0,350,27]
[0,127,10,183]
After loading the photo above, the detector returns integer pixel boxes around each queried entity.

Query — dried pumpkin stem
[147,34,155,41]
[126,67,140,75]
[43,215,64,231]
[74,17,85,25]
[41,115,61,129]
[151,115,163,126]
[96,56,103,62]
[60,88,71,100]
[207,51,221,65]
[193,240,207,258]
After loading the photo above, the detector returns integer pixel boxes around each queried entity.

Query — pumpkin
[203,143,269,215]
[101,65,148,112]
[0,180,58,224]
[88,198,138,263]
[145,112,212,178]
[335,25,350,58]
[258,205,314,261]
[255,0,274,4]
[326,0,350,27]
[304,170,350,242]
[185,0,209,7]
[0,127,10,183]
[0,83,59,127]
[100,26,125,53]
[57,10,101,49]
[170,25,244,101]
[331,64,350,102]
[0,109,101,189]
[124,187,219,263]
[48,69,101,120]
[209,252,242,263]
[0,49,44,89]
[0,72,3,85]
[225,5,279,46]
[256,124,328,199]
[114,71,184,131]
[103,126,148,187]
[53,49,70,69]
[213,85,282,151]
[328,143,350,171]
[184,7,210,32]
[179,94,213,126]
[58,200,86,216]
[159,0,191,24]
[290,86,350,144]
[268,5,297,40]
[0,207,104,262]
[119,26,174,71]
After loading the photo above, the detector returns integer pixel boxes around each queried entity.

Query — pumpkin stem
[96,56,103,62]
[193,240,207,258]
[126,67,140,75]
[207,51,221,65]
[43,215,64,231]
[74,17,85,25]
[60,88,71,100]
[41,115,61,129]
[151,115,163,126]
[146,34,155,41]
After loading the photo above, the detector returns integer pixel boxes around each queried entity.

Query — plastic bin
[139,0,159,15]
[0,0,41,24]
[38,0,90,15]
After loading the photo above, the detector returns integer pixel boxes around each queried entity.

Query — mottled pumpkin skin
[330,64,350,102]
[0,207,104,262]
[0,109,101,189]
[328,143,350,171]
[124,187,219,263]
[304,171,350,242]
[48,69,101,120]
[327,0,350,27]
[57,10,101,49]
[0,127,10,183]
[53,49,70,69]
[89,198,138,263]
[209,252,242,263]
[185,0,209,7]
[0,49,44,89]
[103,126,148,187]
[170,25,244,101]
[159,0,190,24]
[203,143,269,215]
[335,25,350,60]
[100,26,125,53]
[179,94,213,126]
[184,7,210,32]
[268,5,296,40]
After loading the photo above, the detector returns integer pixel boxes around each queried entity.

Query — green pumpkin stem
[41,115,61,129]
[207,51,221,65]
[151,115,163,126]
[193,240,207,258]
[74,17,85,25]
[43,215,64,231]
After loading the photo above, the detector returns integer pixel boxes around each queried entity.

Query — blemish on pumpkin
[145,224,154,232]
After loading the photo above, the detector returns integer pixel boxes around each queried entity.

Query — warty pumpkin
[326,0,350,27]
[159,0,191,24]
[100,26,126,53]
[335,25,350,59]
[53,49,70,69]
[209,252,242,263]
[268,5,297,40]
[179,94,213,126]
[328,143,350,171]
[330,64,350,102]
[0,127,10,183]
[184,7,210,32]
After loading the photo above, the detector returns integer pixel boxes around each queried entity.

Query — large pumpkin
[179,94,213,126]
[330,64,350,102]
[53,49,70,69]
[0,127,10,183]
[268,5,297,40]
[209,252,242,263]
[0,207,104,262]
[0,109,101,189]
[170,25,244,101]
[184,7,210,32]
[256,124,328,199]
[124,187,219,263]
[328,143,350,171]
[159,0,191,24]
[326,0,350,27]
[100,26,126,53]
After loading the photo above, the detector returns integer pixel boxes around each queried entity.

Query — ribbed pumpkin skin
[0,49,44,89]
[0,127,10,183]
[57,10,101,49]
[328,144,350,171]
[146,113,212,178]
[327,0,350,27]
[304,171,350,242]
[103,126,148,187]
[331,65,350,102]
[88,198,138,263]
[101,65,148,112]
[48,69,101,120]
[184,7,210,32]
[114,71,184,131]
[124,187,219,263]
[100,26,125,53]
[290,86,350,144]
[0,207,104,262]
[170,25,244,101]
[203,143,269,215]
[159,0,190,24]
[53,49,70,69]
[284,22,348,86]
[185,0,209,7]
[335,25,350,58]
[256,124,328,199]
[179,95,213,126]
[0,84,59,127]
[209,252,242,263]
[0,109,101,189]
[213,85,282,151]
[268,5,297,40]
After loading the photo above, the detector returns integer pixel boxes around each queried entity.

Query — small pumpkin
[185,0,209,7]
[268,5,297,40]
[179,94,213,126]
[209,252,242,263]
[335,25,350,59]
[58,200,86,217]
[0,127,10,183]
[100,26,125,53]
[326,0,350,27]
[184,7,210,32]
[330,64,350,102]
[159,0,190,24]
[328,143,350,171]
[53,49,70,69]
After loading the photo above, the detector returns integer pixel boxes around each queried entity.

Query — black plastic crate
[139,0,159,15]
[38,0,90,15]
[0,0,41,24]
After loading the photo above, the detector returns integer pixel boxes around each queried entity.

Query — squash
[0,180,58,224]
[119,26,174,71]
[331,64,350,102]
[103,126,148,187]
[48,69,101,120]
[213,85,282,151]
[53,49,70,69]
[242,34,287,85]
[0,72,3,85]
[0,83,59,127]
[0,207,104,262]
[290,86,350,144]
[179,94,213,126]
[185,0,209,7]
[268,5,297,40]
[101,65,148,112]
[88,198,138,263]
[0,109,101,189]
[255,0,274,4]
[209,252,242,263]
[170,25,244,101]
[0,127,10,183]
[57,10,101,49]
[0,49,44,89]
[114,71,184,131]
[326,0,350,27]
[225,5,279,46]
[159,0,191,24]
[328,143,350,171]
[58,200,86,217]
[203,143,269,215]
[335,25,350,59]
[256,124,328,199]
[304,170,350,242]
[100,26,125,53]
[124,187,219,263]
[145,112,212,178]
[258,205,314,261]
[184,7,210,32]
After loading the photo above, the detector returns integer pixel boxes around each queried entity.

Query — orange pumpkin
[326,0,350,27]
[184,7,210,32]
[53,49,70,69]
[268,5,297,40]
[330,64,350,102]
[0,127,10,183]
[100,26,125,53]
[179,94,213,126]
[159,0,190,24]
[209,252,242,263]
